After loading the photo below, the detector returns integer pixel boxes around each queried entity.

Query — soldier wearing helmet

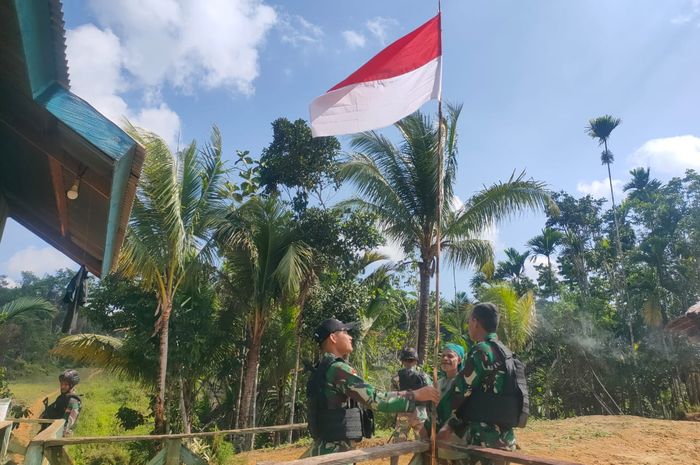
[389,348,432,442]
[40,370,81,436]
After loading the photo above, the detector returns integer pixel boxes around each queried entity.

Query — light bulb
[66,179,80,200]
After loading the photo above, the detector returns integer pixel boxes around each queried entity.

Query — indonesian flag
[310,14,442,137]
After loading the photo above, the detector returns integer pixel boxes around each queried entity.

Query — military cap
[314,318,358,344]
[399,347,418,361]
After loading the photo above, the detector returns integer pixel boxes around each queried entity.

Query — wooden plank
[389,455,399,465]
[180,444,207,465]
[263,440,430,465]
[47,157,69,237]
[146,448,166,465]
[42,423,309,446]
[44,446,75,465]
[165,438,181,465]
[9,418,56,424]
[0,421,12,462]
[25,420,65,465]
[437,441,584,465]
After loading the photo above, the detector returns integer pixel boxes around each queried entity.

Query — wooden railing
[1,420,584,465]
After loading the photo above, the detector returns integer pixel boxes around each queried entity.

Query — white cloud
[576,178,624,201]
[450,195,464,211]
[342,30,366,49]
[66,1,277,147]
[671,0,700,24]
[366,17,398,45]
[480,223,500,249]
[278,14,323,49]
[86,0,277,93]
[132,104,182,149]
[629,135,700,176]
[523,254,560,281]
[2,246,76,278]
[376,238,405,263]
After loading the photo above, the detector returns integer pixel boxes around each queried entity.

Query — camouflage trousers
[303,439,355,457]
[389,411,425,442]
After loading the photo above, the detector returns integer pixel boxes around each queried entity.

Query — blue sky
[2,0,699,293]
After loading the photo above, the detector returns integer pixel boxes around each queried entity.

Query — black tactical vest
[306,356,374,441]
[457,339,529,428]
[40,393,81,420]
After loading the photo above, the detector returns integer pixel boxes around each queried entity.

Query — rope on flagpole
[430,4,443,465]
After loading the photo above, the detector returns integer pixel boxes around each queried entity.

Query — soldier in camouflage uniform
[437,303,516,465]
[389,348,432,442]
[40,370,81,436]
[305,319,439,457]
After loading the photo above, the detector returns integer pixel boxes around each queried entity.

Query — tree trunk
[179,373,191,434]
[417,261,432,364]
[155,297,172,434]
[287,327,302,443]
[238,314,264,449]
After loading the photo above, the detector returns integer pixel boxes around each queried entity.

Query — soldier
[305,319,439,457]
[40,369,81,436]
[437,303,518,465]
[389,347,432,442]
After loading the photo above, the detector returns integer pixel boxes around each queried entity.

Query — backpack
[397,368,428,391]
[457,339,529,428]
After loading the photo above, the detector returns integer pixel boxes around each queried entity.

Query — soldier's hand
[436,425,454,442]
[413,386,439,404]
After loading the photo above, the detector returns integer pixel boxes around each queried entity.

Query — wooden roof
[0,0,144,277]
[666,301,700,342]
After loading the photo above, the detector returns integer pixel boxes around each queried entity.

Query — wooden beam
[0,116,111,199]
[47,157,69,237]
[164,439,181,465]
[42,423,309,446]
[25,420,65,465]
[7,197,102,275]
[44,447,75,465]
[261,441,430,465]
[180,445,207,465]
[0,421,12,462]
[437,441,584,465]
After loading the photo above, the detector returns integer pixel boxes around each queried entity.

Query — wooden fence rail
[3,420,584,465]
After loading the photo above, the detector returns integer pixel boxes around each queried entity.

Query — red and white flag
[310,14,442,137]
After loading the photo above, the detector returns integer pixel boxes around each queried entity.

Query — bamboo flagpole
[430,3,444,465]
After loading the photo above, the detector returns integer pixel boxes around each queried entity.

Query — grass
[10,368,153,464]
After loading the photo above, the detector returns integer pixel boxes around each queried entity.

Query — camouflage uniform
[445,333,516,465]
[389,366,432,441]
[41,389,81,436]
[306,352,417,456]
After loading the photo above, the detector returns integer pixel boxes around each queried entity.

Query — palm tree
[527,228,563,296]
[623,167,661,202]
[586,115,623,258]
[216,196,311,436]
[495,247,530,282]
[479,283,536,353]
[0,297,55,327]
[117,125,227,433]
[340,104,555,362]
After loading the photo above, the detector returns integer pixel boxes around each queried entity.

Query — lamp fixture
[66,178,80,200]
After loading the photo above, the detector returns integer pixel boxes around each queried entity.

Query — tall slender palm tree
[340,104,555,362]
[527,228,563,295]
[118,125,227,433]
[495,247,530,282]
[216,196,311,436]
[586,115,623,258]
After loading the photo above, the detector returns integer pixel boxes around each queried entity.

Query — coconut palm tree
[586,115,623,258]
[495,247,530,282]
[623,167,661,202]
[340,104,555,362]
[216,196,311,437]
[0,297,54,327]
[479,283,536,353]
[117,125,227,433]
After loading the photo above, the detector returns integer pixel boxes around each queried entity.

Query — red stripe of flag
[329,14,441,91]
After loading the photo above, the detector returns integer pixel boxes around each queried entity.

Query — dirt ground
[236,415,700,465]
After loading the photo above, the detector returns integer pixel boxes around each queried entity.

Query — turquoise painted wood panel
[36,83,135,162]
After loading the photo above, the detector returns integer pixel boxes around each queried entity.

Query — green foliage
[259,118,341,211]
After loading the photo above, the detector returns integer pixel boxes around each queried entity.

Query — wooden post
[25,419,65,465]
[44,447,75,465]
[0,420,13,462]
[390,455,399,465]
[165,438,182,465]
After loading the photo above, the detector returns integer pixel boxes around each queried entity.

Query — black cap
[399,347,418,361]
[313,318,358,344]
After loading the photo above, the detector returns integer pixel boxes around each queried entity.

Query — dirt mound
[237,415,700,465]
